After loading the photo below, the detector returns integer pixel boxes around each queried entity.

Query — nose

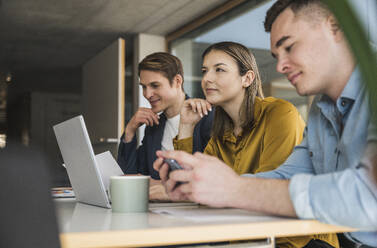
[202,70,214,86]
[143,87,153,99]
[276,56,290,74]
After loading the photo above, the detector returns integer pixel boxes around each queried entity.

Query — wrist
[226,176,249,209]
[124,125,136,143]
[178,123,196,139]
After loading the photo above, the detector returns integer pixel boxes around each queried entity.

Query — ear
[327,15,343,42]
[173,74,183,89]
[242,70,255,88]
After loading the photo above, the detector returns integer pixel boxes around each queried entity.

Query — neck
[221,93,244,134]
[164,90,185,118]
[326,47,356,102]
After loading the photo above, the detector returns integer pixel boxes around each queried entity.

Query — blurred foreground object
[0,142,60,248]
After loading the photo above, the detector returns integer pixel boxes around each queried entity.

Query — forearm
[178,123,196,139]
[228,177,297,217]
[124,125,136,143]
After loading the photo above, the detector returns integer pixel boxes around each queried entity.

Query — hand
[153,150,241,207]
[153,156,185,201]
[178,99,212,139]
[124,108,159,142]
[180,98,212,125]
[149,183,170,201]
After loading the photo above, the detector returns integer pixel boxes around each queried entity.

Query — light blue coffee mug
[110,175,150,213]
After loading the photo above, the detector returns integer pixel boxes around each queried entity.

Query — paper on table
[151,207,288,222]
[51,188,75,198]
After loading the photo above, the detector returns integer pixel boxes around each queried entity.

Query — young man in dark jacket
[117,52,213,200]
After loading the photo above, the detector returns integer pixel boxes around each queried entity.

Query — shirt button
[341,100,346,107]
[309,151,313,157]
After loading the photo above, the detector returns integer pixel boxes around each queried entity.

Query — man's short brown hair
[138,52,184,87]
[264,0,330,32]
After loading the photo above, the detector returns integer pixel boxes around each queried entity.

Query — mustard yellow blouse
[174,97,305,174]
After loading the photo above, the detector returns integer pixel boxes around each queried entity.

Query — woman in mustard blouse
[173,42,339,248]
[174,41,305,175]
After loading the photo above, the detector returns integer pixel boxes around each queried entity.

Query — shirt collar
[339,67,362,102]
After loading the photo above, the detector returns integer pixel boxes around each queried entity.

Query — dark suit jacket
[117,105,214,179]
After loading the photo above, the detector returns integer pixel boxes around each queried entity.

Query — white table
[55,199,355,248]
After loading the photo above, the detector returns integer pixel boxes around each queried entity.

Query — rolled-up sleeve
[289,165,377,230]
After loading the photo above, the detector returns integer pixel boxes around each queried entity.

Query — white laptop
[53,115,123,208]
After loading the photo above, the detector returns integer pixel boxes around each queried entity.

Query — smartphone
[163,158,183,171]
[163,158,184,189]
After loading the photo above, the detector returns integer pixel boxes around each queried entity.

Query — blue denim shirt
[247,69,377,246]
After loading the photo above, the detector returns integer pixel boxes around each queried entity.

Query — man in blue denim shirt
[154,0,377,246]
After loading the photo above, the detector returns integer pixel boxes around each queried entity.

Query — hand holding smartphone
[163,158,183,171]
[163,158,184,189]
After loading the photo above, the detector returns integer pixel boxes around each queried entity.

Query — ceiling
[0,0,228,72]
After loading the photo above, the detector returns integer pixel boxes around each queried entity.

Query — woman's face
[201,50,245,108]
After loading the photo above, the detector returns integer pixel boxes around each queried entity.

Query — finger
[151,113,159,125]
[177,182,193,195]
[153,157,164,171]
[156,150,196,170]
[138,115,151,126]
[144,109,160,125]
[195,101,204,118]
[188,100,197,113]
[206,101,212,112]
[200,100,208,115]
[193,151,217,161]
[170,169,193,183]
[185,192,196,203]
[169,189,186,201]
[145,115,155,127]
[160,164,170,182]
[165,178,178,193]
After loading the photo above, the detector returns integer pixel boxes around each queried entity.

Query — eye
[285,44,294,53]
[151,84,159,89]
[201,68,207,75]
[216,67,225,72]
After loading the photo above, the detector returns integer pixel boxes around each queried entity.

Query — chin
[205,96,217,105]
[295,86,309,96]
[151,105,163,113]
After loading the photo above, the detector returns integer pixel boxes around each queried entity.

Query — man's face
[270,8,337,96]
[139,70,181,114]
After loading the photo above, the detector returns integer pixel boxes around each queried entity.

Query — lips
[205,88,217,94]
[287,72,302,85]
[149,99,160,106]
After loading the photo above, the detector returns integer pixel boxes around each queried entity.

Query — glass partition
[170,0,310,120]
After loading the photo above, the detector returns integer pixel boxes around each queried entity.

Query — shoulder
[258,97,298,116]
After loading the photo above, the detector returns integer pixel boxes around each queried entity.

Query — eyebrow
[139,81,159,86]
[215,63,227,67]
[275,35,291,48]
[202,63,227,68]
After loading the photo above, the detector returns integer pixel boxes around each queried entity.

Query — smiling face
[270,7,340,97]
[201,50,247,109]
[139,70,182,114]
